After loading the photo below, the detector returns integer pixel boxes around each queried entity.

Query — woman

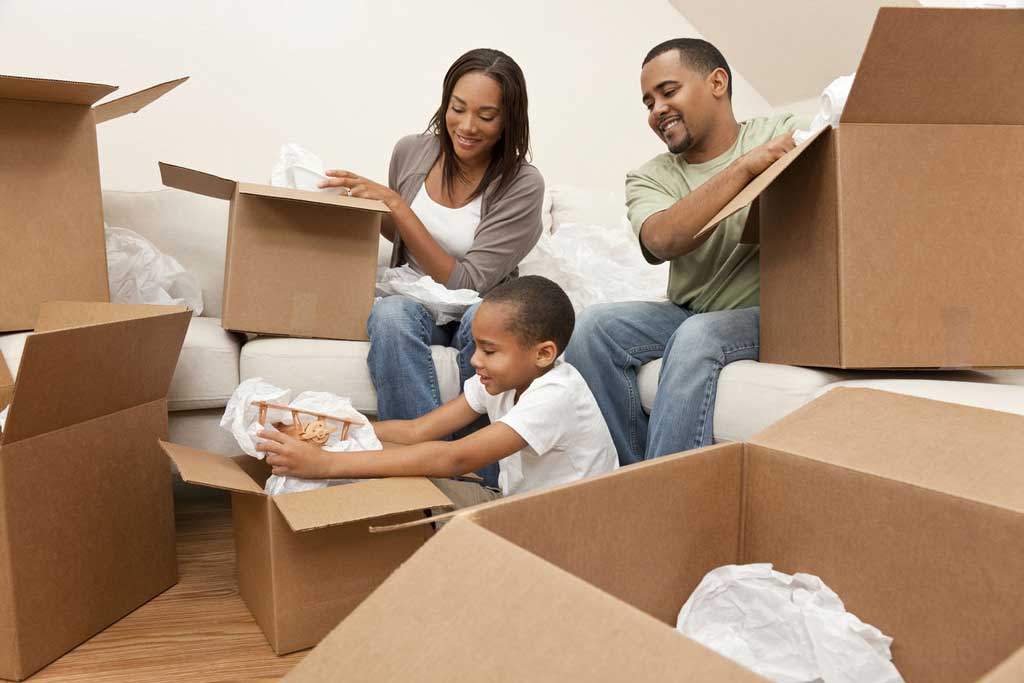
[319,48,544,434]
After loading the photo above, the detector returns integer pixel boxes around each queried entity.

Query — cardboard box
[0,302,190,680]
[284,388,1024,683]
[159,162,388,341]
[699,7,1024,369]
[0,74,187,333]
[159,441,453,654]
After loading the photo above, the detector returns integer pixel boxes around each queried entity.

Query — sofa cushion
[818,374,1024,415]
[638,359,1024,443]
[0,316,241,413]
[239,338,462,415]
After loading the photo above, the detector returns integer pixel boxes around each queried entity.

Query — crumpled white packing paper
[676,564,904,683]
[793,74,855,146]
[270,143,341,194]
[221,378,381,495]
[519,220,668,313]
[375,265,481,325]
[106,225,204,314]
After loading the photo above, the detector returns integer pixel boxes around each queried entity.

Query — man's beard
[668,131,694,155]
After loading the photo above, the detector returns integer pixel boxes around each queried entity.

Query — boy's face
[470,301,553,397]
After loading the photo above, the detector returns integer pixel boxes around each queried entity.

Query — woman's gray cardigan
[387,133,545,294]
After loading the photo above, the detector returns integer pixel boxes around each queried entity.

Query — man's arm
[259,421,527,480]
[639,133,796,262]
[372,395,482,445]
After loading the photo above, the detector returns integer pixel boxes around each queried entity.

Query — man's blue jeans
[565,302,759,465]
[366,295,497,485]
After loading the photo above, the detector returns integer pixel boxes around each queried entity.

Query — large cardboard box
[0,75,187,333]
[160,441,453,654]
[699,7,1024,369]
[159,162,388,341]
[0,302,190,681]
[285,388,1024,683]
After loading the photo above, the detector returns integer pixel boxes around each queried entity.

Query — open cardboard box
[0,302,190,681]
[697,7,1024,369]
[159,162,388,342]
[0,74,187,332]
[284,388,1024,682]
[159,441,454,654]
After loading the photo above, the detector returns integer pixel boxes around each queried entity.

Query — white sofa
[2,187,1022,457]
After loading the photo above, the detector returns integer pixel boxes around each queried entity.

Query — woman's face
[445,71,504,167]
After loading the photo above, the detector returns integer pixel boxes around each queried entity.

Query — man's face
[641,51,714,155]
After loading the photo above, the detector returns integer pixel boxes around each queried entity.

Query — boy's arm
[638,133,796,261]
[259,421,526,480]
[373,394,483,444]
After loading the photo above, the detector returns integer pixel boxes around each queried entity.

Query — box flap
[0,349,12,412]
[749,388,1024,514]
[237,183,391,213]
[0,74,116,106]
[158,441,265,495]
[283,517,765,682]
[159,162,236,200]
[843,8,1024,125]
[33,301,187,332]
[93,76,187,124]
[696,126,829,238]
[271,477,452,532]
[980,645,1024,683]
[0,307,190,444]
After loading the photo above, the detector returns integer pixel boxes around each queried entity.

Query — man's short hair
[483,275,575,354]
[642,38,733,98]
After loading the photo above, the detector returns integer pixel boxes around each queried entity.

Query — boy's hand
[257,430,334,479]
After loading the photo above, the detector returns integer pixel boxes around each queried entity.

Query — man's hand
[257,430,336,479]
[319,170,402,210]
[737,133,796,180]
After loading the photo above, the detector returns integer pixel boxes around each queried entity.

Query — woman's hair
[427,48,530,202]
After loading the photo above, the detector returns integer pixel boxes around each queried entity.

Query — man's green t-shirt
[626,114,798,313]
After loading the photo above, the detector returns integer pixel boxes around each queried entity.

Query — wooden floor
[32,492,306,682]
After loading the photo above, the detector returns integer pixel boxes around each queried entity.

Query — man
[565,38,799,464]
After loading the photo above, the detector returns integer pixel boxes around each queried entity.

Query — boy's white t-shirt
[462,360,618,497]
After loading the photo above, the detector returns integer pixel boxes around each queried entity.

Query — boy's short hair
[483,276,575,354]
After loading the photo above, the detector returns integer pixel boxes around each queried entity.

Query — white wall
[0,0,775,195]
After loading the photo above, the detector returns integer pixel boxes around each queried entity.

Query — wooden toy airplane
[252,400,364,445]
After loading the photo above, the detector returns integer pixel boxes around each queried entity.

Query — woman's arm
[259,421,526,480]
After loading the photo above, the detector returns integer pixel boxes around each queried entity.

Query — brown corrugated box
[159,441,453,654]
[284,388,1024,683]
[699,7,1024,369]
[0,74,187,333]
[158,162,388,341]
[0,302,190,681]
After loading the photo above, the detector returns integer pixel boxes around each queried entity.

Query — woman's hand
[319,170,402,210]
[256,429,337,479]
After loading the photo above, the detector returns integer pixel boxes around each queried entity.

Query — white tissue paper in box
[519,221,668,313]
[270,143,340,193]
[105,226,204,315]
[793,74,855,146]
[676,564,904,683]
[0,406,7,433]
[376,265,481,325]
[221,378,382,496]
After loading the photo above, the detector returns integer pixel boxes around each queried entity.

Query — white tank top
[406,183,482,275]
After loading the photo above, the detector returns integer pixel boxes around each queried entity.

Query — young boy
[257,276,618,507]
